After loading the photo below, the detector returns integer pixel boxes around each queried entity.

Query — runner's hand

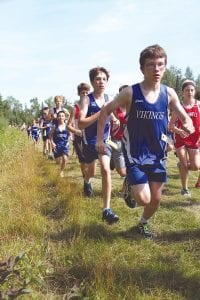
[182,121,195,135]
[96,141,107,154]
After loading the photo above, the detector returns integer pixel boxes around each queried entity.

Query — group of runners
[27,44,200,240]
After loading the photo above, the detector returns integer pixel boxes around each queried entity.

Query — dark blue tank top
[53,124,69,146]
[31,125,40,136]
[83,93,110,145]
[123,83,168,166]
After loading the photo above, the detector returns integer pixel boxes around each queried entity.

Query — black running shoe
[102,208,119,225]
[137,222,153,240]
[123,177,137,208]
[83,181,93,197]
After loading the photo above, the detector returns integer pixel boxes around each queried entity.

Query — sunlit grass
[0,128,200,299]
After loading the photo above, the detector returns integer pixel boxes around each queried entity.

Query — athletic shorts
[83,143,112,164]
[73,136,85,163]
[32,134,39,142]
[127,161,167,185]
[42,128,51,141]
[111,139,125,170]
[175,142,199,150]
[53,144,69,158]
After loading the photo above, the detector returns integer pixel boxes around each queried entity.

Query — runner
[79,66,119,225]
[169,79,200,196]
[50,111,70,178]
[67,83,91,179]
[39,106,53,157]
[30,119,40,148]
[96,44,194,239]
[50,95,70,125]
[26,124,32,140]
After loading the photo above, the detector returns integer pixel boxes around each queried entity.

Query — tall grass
[0,128,200,299]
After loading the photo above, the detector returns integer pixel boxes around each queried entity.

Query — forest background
[0,65,200,127]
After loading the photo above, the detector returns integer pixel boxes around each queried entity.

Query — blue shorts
[127,161,167,185]
[53,144,69,158]
[73,136,85,163]
[32,134,39,142]
[83,143,112,164]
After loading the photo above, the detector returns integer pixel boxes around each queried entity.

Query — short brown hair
[119,85,129,92]
[54,95,63,103]
[139,44,167,68]
[77,82,91,95]
[89,66,110,83]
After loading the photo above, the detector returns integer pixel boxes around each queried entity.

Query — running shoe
[123,177,137,208]
[137,222,153,240]
[83,181,93,197]
[102,208,119,225]
[181,188,191,197]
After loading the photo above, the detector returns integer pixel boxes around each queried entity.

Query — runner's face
[92,71,108,92]
[141,57,166,83]
[182,85,195,101]
[58,112,65,122]
[55,98,63,107]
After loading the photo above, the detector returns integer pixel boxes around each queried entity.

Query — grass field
[0,128,200,299]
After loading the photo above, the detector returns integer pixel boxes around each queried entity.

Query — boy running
[50,111,70,177]
[79,67,119,225]
[96,44,194,239]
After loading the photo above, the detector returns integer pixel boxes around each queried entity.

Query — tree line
[0,65,199,127]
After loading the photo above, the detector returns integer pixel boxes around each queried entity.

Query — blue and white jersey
[53,124,69,147]
[41,117,52,136]
[123,83,168,166]
[83,93,110,145]
[31,124,40,138]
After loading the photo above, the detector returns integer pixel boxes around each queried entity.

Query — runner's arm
[67,107,82,136]
[78,96,101,130]
[96,87,132,153]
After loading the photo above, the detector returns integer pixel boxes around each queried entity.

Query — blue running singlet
[123,83,169,166]
[83,93,110,145]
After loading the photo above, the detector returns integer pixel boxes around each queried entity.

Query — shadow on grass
[157,228,200,243]
[45,259,200,299]
[49,223,142,242]
[161,198,200,209]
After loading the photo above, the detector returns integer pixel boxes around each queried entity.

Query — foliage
[0,64,199,125]
[0,117,8,132]
[0,127,200,299]
[162,65,200,100]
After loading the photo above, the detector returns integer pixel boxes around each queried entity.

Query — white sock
[140,217,148,224]
[84,179,91,184]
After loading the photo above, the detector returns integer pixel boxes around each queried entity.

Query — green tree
[29,97,41,119]
[184,66,194,80]
[43,97,54,108]
[162,65,183,97]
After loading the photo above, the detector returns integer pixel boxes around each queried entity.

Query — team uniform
[73,103,85,163]
[123,83,168,185]
[51,107,69,125]
[174,100,200,149]
[40,115,52,142]
[31,124,40,142]
[52,123,70,158]
[82,93,111,163]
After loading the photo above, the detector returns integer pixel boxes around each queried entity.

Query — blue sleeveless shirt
[123,83,168,166]
[83,93,110,145]
[53,124,69,147]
